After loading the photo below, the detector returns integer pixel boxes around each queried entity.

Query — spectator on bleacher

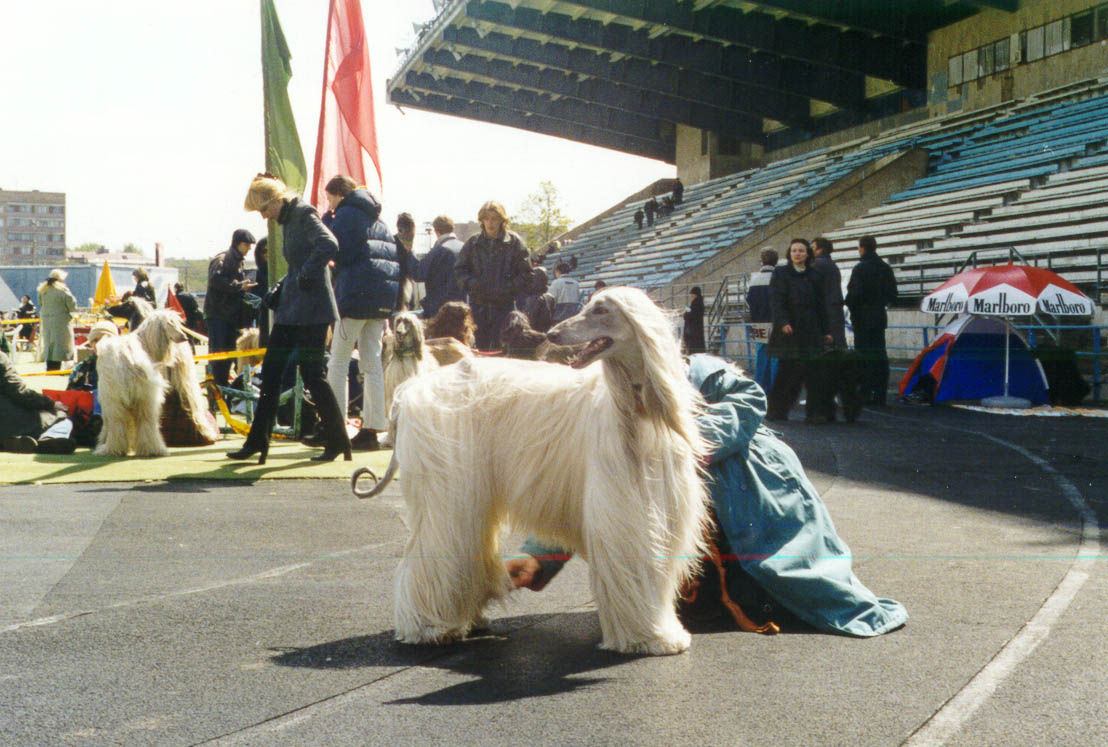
[811,237,861,422]
[414,215,465,319]
[549,261,581,323]
[37,269,78,372]
[683,286,706,354]
[394,213,418,312]
[644,196,658,227]
[672,178,684,205]
[746,248,778,392]
[661,195,675,217]
[454,200,533,350]
[204,229,257,387]
[766,239,831,422]
[132,268,157,306]
[633,208,644,229]
[845,235,898,407]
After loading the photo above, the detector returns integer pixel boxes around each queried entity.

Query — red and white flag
[310,0,382,208]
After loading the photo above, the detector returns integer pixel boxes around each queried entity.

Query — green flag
[260,0,307,281]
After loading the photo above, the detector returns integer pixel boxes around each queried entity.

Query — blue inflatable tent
[899,315,1049,404]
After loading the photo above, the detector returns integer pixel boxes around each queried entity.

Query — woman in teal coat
[510,354,906,637]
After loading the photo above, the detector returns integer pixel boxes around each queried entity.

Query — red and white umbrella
[921,263,1094,317]
[920,264,1094,407]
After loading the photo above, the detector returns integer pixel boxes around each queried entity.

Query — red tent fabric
[310,0,381,208]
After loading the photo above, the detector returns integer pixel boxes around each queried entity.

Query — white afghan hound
[94,310,190,457]
[381,311,439,415]
[354,287,709,655]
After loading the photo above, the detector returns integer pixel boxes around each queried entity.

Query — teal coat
[688,354,906,637]
[524,355,906,637]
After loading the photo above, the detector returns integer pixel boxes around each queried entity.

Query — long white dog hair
[356,286,709,655]
[94,309,190,457]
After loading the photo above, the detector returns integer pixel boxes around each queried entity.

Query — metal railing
[714,321,1106,403]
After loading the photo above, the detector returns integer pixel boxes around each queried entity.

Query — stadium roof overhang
[387,0,1013,163]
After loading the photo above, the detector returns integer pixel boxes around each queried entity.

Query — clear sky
[0,0,674,260]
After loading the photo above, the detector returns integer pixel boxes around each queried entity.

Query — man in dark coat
[845,235,898,406]
[683,286,706,354]
[454,200,533,351]
[633,208,644,230]
[811,237,861,422]
[205,228,256,385]
[643,197,658,227]
[672,178,684,204]
[746,248,778,391]
[415,215,465,319]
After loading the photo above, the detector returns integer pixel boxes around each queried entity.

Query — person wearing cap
[229,173,350,464]
[453,200,532,350]
[204,228,257,387]
[37,268,78,371]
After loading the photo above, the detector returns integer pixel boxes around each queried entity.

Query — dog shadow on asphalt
[269,612,639,705]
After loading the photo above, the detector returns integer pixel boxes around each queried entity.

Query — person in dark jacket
[672,178,684,205]
[766,239,831,422]
[415,215,465,319]
[15,295,36,342]
[454,200,533,351]
[683,286,706,354]
[0,350,75,453]
[746,248,778,391]
[204,228,256,387]
[131,267,157,305]
[811,237,861,422]
[844,235,898,406]
[229,174,350,464]
[322,175,400,452]
[644,196,658,227]
[253,238,270,345]
[174,283,202,333]
[633,208,644,229]
[394,213,417,312]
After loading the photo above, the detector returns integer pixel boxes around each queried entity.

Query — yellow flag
[94,261,117,305]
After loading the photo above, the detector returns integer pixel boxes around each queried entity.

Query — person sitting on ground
[507,354,907,638]
[131,267,157,305]
[66,321,119,392]
[0,349,77,454]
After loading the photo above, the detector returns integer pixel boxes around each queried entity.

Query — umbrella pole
[982,317,1031,409]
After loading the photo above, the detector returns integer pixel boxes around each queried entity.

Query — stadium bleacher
[552,79,1108,310]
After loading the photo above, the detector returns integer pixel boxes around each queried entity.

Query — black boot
[227,440,269,465]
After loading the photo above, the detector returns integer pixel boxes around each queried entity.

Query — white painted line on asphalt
[0,542,396,635]
[883,420,1100,746]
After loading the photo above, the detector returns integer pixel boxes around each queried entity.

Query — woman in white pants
[320,175,403,451]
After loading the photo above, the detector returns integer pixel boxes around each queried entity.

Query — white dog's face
[547,292,636,369]
[392,312,424,354]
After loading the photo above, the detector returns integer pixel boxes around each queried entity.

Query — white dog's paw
[93,445,122,457]
[601,627,691,656]
[394,624,467,645]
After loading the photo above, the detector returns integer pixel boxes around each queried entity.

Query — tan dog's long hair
[423,301,476,348]
[361,287,708,655]
[94,310,191,457]
[381,312,439,417]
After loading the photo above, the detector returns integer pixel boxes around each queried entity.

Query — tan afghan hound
[354,287,709,655]
[94,310,191,457]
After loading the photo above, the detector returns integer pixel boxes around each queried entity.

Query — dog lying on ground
[354,287,709,655]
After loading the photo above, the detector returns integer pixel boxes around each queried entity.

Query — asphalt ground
[1,403,1106,746]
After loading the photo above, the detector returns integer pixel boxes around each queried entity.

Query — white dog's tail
[351,451,397,499]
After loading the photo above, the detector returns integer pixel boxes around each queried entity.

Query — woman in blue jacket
[321,175,401,452]
[509,354,907,638]
[228,174,351,464]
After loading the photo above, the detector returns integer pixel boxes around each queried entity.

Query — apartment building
[0,189,66,265]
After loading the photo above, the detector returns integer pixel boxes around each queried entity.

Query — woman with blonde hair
[453,200,532,350]
[37,269,78,371]
[227,173,351,464]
